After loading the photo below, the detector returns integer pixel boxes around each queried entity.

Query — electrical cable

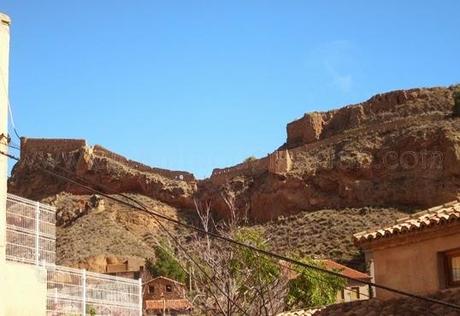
[2,149,460,312]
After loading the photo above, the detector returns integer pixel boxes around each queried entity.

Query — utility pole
[0,11,11,316]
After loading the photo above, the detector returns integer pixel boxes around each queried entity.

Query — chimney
[0,11,11,266]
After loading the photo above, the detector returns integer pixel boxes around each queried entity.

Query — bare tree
[177,196,289,315]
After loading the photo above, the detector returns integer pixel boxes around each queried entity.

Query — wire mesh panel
[5,193,141,315]
[6,193,56,265]
[45,266,141,316]
[46,265,84,316]
[86,271,141,316]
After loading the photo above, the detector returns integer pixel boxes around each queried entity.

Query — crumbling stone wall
[268,149,292,174]
[20,137,87,157]
[210,149,294,184]
[286,87,454,148]
[210,157,269,184]
[93,145,195,182]
[19,138,195,182]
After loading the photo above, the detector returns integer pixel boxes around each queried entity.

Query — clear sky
[2,1,459,178]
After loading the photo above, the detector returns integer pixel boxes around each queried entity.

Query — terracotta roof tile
[283,259,370,281]
[354,201,460,243]
[320,259,370,280]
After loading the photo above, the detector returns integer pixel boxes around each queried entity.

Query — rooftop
[354,200,460,244]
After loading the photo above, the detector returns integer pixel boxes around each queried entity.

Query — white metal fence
[6,193,56,265]
[46,265,141,316]
[5,193,142,315]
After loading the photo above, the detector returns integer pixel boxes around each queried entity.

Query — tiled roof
[144,276,185,286]
[145,298,192,311]
[284,259,369,281]
[320,259,370,281]
[354,200,460,243]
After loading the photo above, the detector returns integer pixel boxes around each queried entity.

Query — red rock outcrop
[203,85,460,222]
[8,139,196,209]
[8,85,460,223]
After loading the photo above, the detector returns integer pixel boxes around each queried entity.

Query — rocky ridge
[7,84,460,268]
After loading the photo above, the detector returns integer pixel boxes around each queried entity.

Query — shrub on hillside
[146,241,187,283]
[244,156,257,163]
[454,87,460,117]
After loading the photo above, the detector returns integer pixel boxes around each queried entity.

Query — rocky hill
[7,84,460,269]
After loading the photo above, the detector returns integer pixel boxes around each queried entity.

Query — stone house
[143,276,192,316]
[320,260,371,303]
[105,258,145,280]
[285,259,371,304]
[354,200,460,300]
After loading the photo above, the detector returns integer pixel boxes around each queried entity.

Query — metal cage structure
[46,265,141,316]
[5,193,142,315]
[6,193,56,265]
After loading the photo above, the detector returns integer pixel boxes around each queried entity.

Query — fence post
[35,201,40,265]
[139,278,142,316]
[82,269,87,316]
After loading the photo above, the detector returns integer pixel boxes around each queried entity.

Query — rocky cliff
[202,85,460,221]
[7,84,460,268]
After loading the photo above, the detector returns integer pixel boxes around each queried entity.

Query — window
[445,249,460,287]
[349,287,360,300]
[166,284,172,292]
[149,285,155,294]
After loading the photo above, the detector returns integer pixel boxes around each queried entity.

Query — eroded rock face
[8,85,460,224]
[8,144,196,209]
[202,86,460,222]
[285,87,455,148]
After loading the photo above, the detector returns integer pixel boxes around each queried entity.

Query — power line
[2,150,460,312]
[3,145,249,315]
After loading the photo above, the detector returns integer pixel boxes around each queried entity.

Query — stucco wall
[2,262,47,316]
[365,224,460,300]
[337,283,370,303]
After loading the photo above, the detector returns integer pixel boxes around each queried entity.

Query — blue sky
[2,1,459,178]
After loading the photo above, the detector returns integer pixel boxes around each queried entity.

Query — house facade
[143,276,192,315]
[285,259,371,304]
[354,200,460,300]
[320,260,371,303]
[105,258,145,279]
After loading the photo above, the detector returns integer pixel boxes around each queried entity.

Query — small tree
[453,87,460,117]
[146,241,187,283]
[286,257,347,309]
[244,156,257,163]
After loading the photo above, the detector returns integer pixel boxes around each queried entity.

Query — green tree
[232,227,281,290]
[286,257,347,309]
[453,87,460,117]
[146,241,187,283]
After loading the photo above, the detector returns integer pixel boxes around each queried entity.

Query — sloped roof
[354,200,460,244]
[145,298,192,311]
[284,259,369,281]
[320,259,370,281]
[144,276,185,286]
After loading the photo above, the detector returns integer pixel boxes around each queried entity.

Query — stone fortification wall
[210,149,294,184]
[288,113,445,159]
[210,113,444,184]
[20,137,87,157]
[286,87,454,148]
[210,157,269,184]
[92,145,195,182]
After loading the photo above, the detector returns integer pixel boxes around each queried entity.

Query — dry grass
[255,207,409,270]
